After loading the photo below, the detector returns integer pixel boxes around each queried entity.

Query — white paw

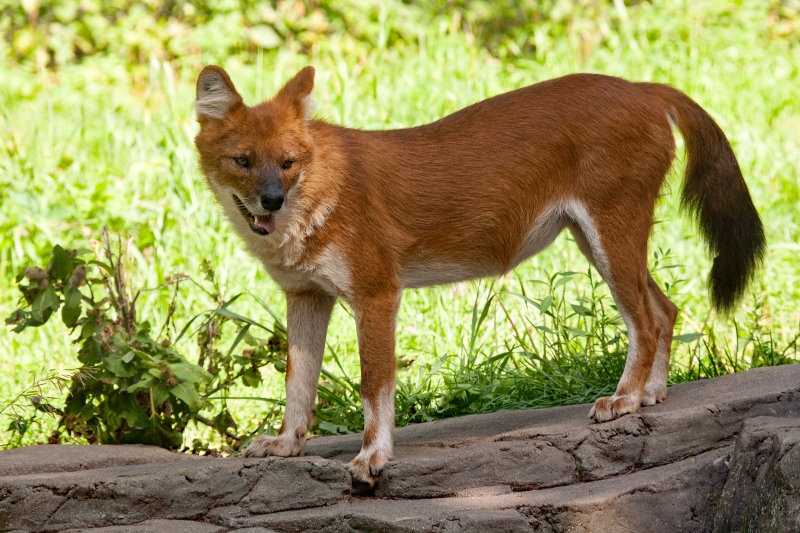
[347,448,392,490]
[589,393,641,422]
[244,434,303,458]
[641,383,667,407]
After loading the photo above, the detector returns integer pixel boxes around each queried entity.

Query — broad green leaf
[31,285,59,322]
[242,368,261,387]
[168,362,212,384]
[89,259,114,276]
[108,394,149,428]
[127,377,156,393]
[62,286,82,327]
[78,336,103,366]
[104,350,136,377]
[124,422,182,449]
[49,245,72,282]
[170,382,203,411]
[152,383,169,405]
[317,420,349,434]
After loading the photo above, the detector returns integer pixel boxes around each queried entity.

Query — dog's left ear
[276,66,315,121]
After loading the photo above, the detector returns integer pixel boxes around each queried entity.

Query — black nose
[260,184,284,211]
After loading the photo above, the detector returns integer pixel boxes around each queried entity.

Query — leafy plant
[5,229,287,450]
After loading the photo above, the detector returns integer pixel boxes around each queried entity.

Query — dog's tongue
[255,214,276,234]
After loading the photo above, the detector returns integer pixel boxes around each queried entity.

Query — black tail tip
[709,233,766,314]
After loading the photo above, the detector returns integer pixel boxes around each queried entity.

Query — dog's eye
[234,156,250,168]
[282,159,294,170]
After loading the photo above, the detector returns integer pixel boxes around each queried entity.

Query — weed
[5,229,288,450]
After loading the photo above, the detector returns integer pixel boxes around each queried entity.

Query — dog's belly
[398,261,502,288]
[399,204,566,289]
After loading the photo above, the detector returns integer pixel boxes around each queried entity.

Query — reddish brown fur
[194,67,763,487]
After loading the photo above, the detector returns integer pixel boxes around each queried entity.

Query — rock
[228,447,731,532]
[712,416,800,533]
[0,457,350,532]
[63,519,226,532]
[0,365,798,532]
[0,444,198,477]
[308,364,800,497]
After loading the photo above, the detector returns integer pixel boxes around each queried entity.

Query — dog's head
[194,66,315,235]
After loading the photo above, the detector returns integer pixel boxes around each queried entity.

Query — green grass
[1,0,799,448]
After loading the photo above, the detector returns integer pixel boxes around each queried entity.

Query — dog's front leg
[245,290,335,458]
[348,289,401,488]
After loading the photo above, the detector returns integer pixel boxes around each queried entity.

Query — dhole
[194,66,765,487]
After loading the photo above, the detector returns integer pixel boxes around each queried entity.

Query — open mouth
[233,195,276,235]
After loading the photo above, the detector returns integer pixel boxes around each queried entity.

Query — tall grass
[1,0,798,447]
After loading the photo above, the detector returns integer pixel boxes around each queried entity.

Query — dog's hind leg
[570,221,677,409]
[642,274,678,406]
[566,201,660,422]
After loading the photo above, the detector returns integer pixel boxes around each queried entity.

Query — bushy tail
[647,84,766,312]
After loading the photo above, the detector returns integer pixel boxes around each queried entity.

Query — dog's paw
[244,434,303,458]
[347,449,391,492]
[588,394,640,422]
[641,383,667,407]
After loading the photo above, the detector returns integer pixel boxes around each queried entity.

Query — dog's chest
[219,191,350,298]
[236,222,351,299]
[260,243,352,299]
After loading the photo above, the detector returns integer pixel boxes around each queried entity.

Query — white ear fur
[302,93,316,121]
[196,72,235,120]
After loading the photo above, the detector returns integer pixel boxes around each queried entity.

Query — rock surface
[0,365,798,532]
[711,415,800,533]
[0,444,199,477]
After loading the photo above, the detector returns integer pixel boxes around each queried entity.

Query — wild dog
[193,66,765,487]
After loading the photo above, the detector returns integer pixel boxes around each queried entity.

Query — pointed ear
[195,65,243,122]
[275,66,315,120]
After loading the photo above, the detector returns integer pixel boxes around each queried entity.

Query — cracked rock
[1,366,799,532]
[712,416,800,533]
[0,457,350,531]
